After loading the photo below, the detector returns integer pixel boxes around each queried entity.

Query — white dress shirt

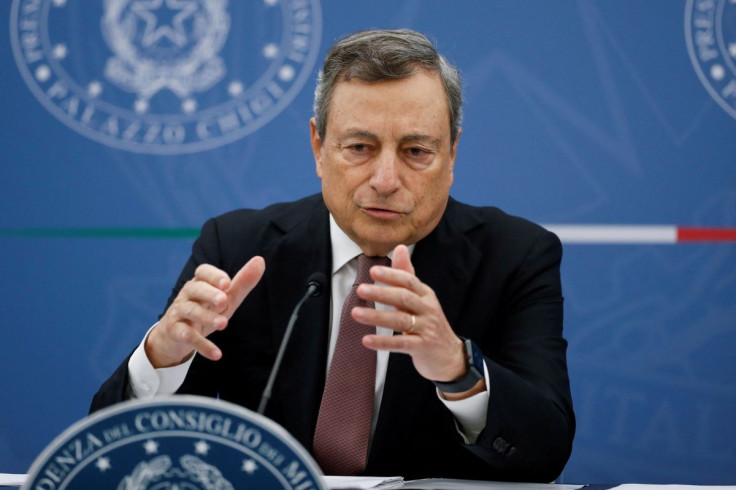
[128,214,489,443]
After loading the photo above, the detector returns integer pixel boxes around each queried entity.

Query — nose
[369,151,401,196]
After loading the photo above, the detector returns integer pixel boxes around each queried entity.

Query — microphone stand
[257,274,325,415]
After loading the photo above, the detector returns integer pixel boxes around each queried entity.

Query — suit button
[493,437,510,453]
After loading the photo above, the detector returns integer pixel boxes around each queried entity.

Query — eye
[340,141,375,163]
[404,146,434,166]
[407,147,429,157]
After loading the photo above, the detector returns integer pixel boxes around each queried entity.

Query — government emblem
[24,396,325,489]
[685,0,736,120]
[10,0,322,154]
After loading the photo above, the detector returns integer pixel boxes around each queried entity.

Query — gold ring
[408,314,416,333]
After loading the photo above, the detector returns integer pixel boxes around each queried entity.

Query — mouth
[361,206,404,220]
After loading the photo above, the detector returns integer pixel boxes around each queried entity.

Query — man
[92,29,575,482]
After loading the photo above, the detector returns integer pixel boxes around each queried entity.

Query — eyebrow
[400,134,442,149]
[342,130,379,141]
[340,130,442,149]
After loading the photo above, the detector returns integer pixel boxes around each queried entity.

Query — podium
[22,396,325,489]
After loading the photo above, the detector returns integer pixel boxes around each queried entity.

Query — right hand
[145,256,266,368]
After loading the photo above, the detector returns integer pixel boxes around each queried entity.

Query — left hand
[355,244,467,383]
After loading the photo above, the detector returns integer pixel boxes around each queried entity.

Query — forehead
[326,71,451,139]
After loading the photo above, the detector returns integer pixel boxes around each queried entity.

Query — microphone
[257,272,327,414]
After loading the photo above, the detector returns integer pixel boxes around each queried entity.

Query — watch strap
[432,338,484,394]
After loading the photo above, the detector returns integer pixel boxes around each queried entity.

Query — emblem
[23,396,325,489]
[10,0,322,154]
[101,0,230,103]
[685,0,736,120]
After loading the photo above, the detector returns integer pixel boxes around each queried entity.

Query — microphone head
[306,272,327,297]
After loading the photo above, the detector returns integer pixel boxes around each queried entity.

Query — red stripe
[677,227,736,242]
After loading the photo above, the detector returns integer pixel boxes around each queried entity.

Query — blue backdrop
[1,0,735,484]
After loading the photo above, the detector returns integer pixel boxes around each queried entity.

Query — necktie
[313,254,391,475]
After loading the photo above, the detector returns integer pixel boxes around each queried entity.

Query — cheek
[321,167,357,208]
[413,173,451,214]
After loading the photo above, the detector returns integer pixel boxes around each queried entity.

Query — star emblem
[87,81,103,98]
[131,0,198,48]
[134,98,150,114]
[51,44,67,60]
[228,81,244,96]
[182,98,197,114]
[242,459,258,474]
[194,440,210,456]
[143,439,159,454]
[95,457,112,472]
[262,43,280,59]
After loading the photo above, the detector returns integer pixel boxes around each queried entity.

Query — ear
[448,129,461,184]
[450,129,461,168]
[310,118,324,179]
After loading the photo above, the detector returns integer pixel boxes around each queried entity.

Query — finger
[182,280,229,312]
[356,283,424,313]
[391,244,415,275]
[194,264,232,290]
[370,266,429,296]
[170,300,228,332]
[362,332,421,353]
[352,307,416,334]
[171,321,222,361]
[227,256,266,312]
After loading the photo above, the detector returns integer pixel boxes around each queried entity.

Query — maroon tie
[313,254,390,475]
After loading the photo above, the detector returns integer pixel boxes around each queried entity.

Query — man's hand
[145,257,266,368]
[356,245,481,396]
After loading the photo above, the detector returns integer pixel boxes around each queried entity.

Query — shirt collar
[328,214,414,275]
[329,214,363,275]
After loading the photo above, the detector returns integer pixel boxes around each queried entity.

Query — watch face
[433,338,484,393]
[465,338,484,376]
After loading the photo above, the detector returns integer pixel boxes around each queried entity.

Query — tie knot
[355,254,391,286]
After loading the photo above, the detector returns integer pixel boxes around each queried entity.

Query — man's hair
[313,29,463,145]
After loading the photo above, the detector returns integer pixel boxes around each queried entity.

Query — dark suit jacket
[91,193,575,482]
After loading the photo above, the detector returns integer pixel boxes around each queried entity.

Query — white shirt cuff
[127,324,195,399]
[437,361,490,444]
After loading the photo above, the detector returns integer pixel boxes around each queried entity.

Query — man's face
[310,70,459,257]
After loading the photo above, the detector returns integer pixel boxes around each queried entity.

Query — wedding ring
[407,314,417,333]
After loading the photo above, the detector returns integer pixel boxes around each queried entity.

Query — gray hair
[313,29,463,145]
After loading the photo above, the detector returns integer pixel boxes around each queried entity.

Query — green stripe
[0,228,199,239]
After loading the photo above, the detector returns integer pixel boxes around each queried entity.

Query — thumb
[226,256,266,316]
[391,244,415,275]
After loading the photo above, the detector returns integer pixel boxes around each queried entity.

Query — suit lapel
[411,202,483,333]
[369,200,483,464]
[263,196,332,448]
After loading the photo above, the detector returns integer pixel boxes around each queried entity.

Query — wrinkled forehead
[327,71,452,135]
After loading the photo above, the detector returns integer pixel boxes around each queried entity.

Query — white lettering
[122,120,141,140]
[162,125,185,144]
[34,479,56,490]
[46,81,68,99]
[282,461,314,489]
[721,80,736,100]
[236,104,254,123]
[217,112,241,133]
[250,93,273,115]
[196,119,214,139]
[143,125,161,144]
[60,97,79,117]
[80,104,95,125]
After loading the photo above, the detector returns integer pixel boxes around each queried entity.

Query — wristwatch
[432,337,484,393]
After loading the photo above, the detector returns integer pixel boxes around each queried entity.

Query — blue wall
[1,0,734,484]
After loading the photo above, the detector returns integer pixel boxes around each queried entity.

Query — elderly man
[91,29,575,482]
